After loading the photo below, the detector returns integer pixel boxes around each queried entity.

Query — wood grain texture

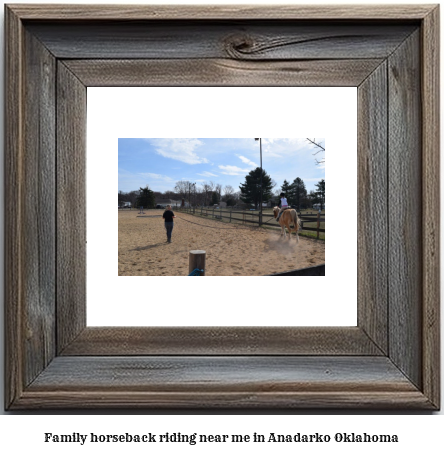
[14,356,433,409]
[388,30,422,389]
[357,62,388,353]
[21,28,57,387]
[5,7,58,409]
[421,6,440,409]
[61,327,382,356]
[4,4,24,410]
[4,4,440,410]
[63,59,384,87]
[56,62,87,353]
[16,390,433,410]
[7,4,435,20]
[27,22,416,60]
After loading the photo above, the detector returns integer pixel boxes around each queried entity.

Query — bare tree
[306,138,325,165]
[195,187,207,207]
[174,180,191,199]
[223,185,235,199]
[222,185,237,206]
[201,182,213,207]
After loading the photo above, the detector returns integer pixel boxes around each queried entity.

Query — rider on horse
[276,192,289,223]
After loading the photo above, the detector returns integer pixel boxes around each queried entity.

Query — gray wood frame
[5,4,440,409]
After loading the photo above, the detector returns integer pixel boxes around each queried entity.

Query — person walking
[276,192,289,223]
[162,205,176,243]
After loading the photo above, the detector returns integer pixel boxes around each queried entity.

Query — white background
[0,0,442,449]
[87,87,357,326]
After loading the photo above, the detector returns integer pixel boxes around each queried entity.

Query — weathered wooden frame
[5,4,440,409]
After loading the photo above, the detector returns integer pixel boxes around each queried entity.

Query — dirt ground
[118,209,325,276]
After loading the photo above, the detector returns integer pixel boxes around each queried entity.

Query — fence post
[189,250,206,276]
[230,207,232,223]
[201,206,203,216]
[213,207,215,218]
[317,212,320,239]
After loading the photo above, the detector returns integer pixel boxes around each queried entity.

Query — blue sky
[118,138,325,194]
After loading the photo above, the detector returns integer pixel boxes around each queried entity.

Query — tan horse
[273,206,300,243]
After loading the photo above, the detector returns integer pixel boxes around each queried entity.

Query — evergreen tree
[210,191,219,206]
[315,179,325,210]
[225,197,237,207]
[136,185,155,209]
[239,167,274,209]
[307,190,317,207]
[292,177,307,209]
[280,180,294,203]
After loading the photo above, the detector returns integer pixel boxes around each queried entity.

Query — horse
[273,206,300,243]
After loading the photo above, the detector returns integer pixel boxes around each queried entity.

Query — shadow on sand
[130,242,170,251]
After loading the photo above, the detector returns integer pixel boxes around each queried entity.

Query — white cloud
[219,165,251,176]
[197,171,218,177]
[139,172,173,181]
[260,138,312,159]
[118,169,176,192]
[237,155,258,167]
[148,138,208,165]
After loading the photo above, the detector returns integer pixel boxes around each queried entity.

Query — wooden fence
[177,206,325,239]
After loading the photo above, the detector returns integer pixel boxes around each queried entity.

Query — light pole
[255,138,263,225]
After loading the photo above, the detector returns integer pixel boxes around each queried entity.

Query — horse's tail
[292,210,300,233]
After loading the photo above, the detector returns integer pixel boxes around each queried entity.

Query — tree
[280,179,294,204]
[136,185,155,209]
[225,196,238,207]
[222,185,237,206]
[210,191,219,206]
[269,189,281,207]
[200,181,214,207]
[239,167,274,210]
[307,190,317,207]
[118,189,139,207]
[292,177,307,209]
[215,183,222,203]
[222,185,235,199]
[174,180,191,200]
[307,138,325,165]
[315,179,325,210]
[175,180,196,206]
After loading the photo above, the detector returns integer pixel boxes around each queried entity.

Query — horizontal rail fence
[177,206,325,239]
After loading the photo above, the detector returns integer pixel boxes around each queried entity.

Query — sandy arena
[118,209,325,276]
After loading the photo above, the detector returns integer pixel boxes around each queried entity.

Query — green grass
[299,230,325,241]
[301,221,325,230]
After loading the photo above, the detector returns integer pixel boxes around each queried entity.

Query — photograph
[118,138,326,276]
[2,0,440,417]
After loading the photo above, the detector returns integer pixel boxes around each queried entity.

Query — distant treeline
[119,169,325,210]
